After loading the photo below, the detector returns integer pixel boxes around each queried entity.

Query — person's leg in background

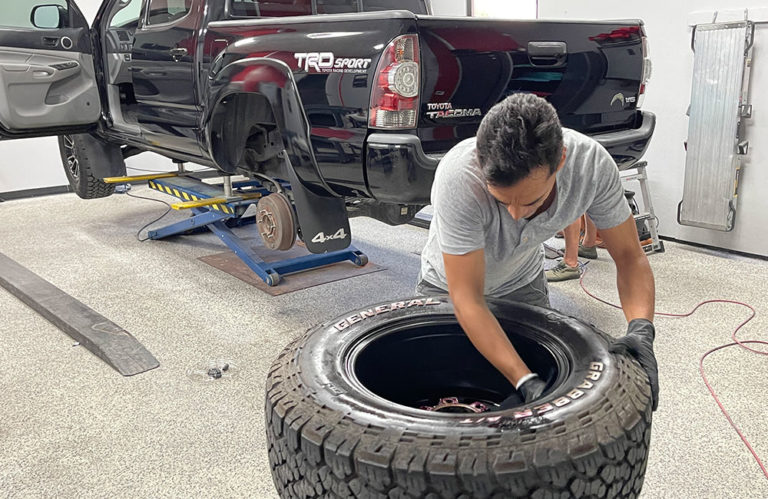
[546,217,581,281]
[579,215,598,259]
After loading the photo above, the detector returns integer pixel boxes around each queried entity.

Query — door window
[146,0,193,25]
[0,0,67,29]
[110,0,143,28]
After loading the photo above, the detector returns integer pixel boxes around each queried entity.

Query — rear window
[146,0,192,25]
[231,0,311,17]
[361,0,426,13]
[230,0,427,17]
[316,0,356,14]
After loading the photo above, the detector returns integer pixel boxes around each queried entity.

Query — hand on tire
[498,374,547,410]
[610,318,659,411]
[518,375,547,403]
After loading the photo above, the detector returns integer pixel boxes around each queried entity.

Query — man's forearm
[453,299,532,385]
[616,255,655,321]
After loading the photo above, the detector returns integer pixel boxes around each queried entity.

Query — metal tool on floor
[104,170,368,287]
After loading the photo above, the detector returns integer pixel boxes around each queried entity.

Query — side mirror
[31,5,67,29]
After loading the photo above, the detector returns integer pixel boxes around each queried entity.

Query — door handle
[170,47,188,62]
[527,41,567,67]
[42,36,59,48]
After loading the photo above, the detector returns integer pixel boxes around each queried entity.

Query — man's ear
[555,147,567,172]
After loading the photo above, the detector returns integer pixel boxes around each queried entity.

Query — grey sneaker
[545,261,581,282]
[578,243,598,259]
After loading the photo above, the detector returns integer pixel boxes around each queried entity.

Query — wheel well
[209,93,284,175]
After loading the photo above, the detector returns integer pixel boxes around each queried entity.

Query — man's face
[486,149,566,221]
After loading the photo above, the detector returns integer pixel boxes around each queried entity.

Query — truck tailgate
[416,17,647,153]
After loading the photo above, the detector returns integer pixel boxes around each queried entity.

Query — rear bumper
[364,111,655,204]
[365,133,441,204]
[593,111,656,170]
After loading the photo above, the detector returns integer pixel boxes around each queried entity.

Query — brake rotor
[256,193,296,251]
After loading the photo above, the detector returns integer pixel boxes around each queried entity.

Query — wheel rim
[63,135,79,180]
[346,316,569,414]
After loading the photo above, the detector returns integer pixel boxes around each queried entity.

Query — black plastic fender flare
[205,56,340,197]
[205,57,353,252]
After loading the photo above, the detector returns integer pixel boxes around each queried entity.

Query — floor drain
[187,361,238,383]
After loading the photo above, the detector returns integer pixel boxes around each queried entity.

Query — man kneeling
[416,94,659,410]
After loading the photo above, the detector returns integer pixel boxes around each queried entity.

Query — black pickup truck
[0,0,654,254]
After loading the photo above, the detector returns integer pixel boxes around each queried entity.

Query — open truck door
[0,0,101,139]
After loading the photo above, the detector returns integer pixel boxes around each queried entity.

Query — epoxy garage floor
[1,186,767,498]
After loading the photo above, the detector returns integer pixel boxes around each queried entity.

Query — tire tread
[266,330,652,498]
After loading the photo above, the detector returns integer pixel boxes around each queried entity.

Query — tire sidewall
[296,296,627,436]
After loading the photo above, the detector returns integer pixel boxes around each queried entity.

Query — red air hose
[579,269,768,480]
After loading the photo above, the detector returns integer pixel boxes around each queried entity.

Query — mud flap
[281,154,351,253]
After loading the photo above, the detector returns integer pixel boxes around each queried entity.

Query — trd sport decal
[295,52,372,74]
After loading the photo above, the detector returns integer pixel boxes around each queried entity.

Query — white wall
[539,1,768,256]
[430,0,468,16]
[0,0,173,195]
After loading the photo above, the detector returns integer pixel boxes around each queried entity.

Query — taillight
[370,34,420,129]
[638,33,652,107]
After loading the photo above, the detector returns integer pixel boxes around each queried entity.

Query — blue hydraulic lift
[106,172,367,286]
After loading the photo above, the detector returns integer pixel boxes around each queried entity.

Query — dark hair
[476,93,563,186]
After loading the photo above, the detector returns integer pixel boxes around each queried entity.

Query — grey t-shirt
[419,128,631,297]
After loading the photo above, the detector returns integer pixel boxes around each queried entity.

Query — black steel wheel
[257,193,297,251]
[266,298,652,498]
[58,134,119,199]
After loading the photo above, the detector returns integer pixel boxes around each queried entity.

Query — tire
[58,134,120,199]
[266,298,652,498]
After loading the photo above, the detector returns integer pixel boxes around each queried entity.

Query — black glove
[610,318,659,411]
[518,375,547,403]
[498,374,547,410]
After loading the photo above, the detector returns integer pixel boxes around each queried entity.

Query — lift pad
[170,192,263,211]
[103,172,180,184]
[0,252,159,376]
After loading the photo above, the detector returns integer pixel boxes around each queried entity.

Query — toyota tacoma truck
[0,0,654,254]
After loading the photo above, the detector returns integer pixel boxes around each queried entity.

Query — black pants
[415,271,551,309]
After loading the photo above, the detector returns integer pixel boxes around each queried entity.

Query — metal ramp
[0,252,159,376]
[679,18,754,231]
